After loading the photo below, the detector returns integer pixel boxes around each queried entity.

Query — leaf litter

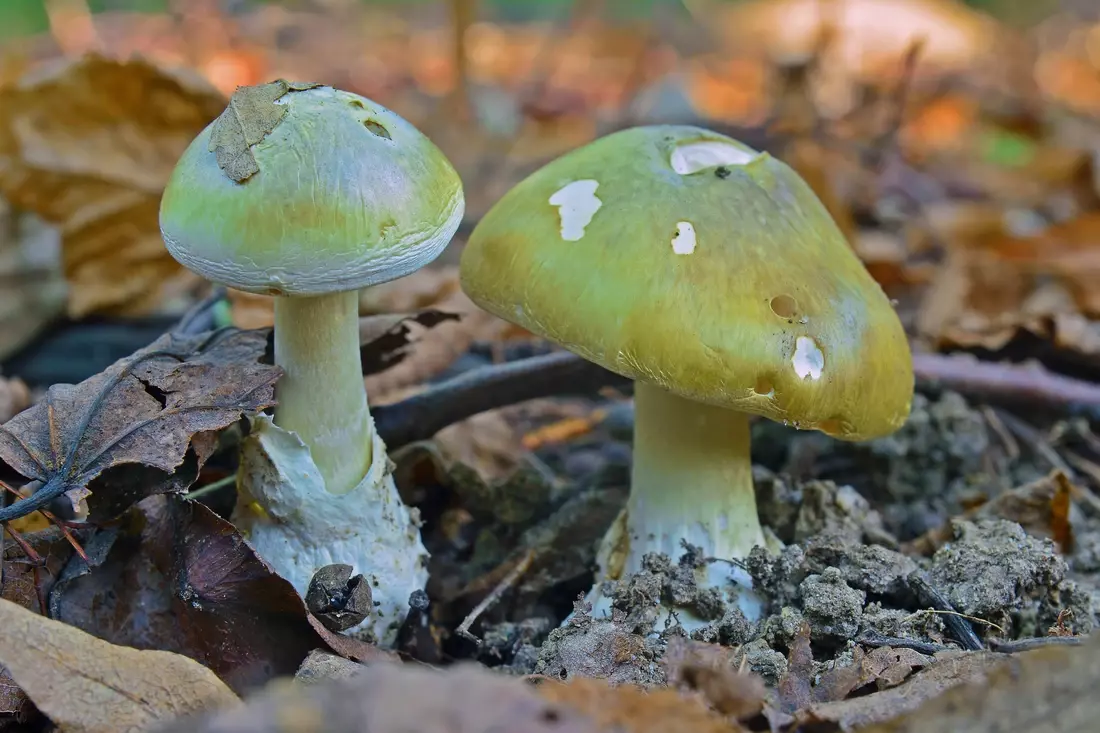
[0,54,227,318]
[2,1,1100,731]
[0,327,279,524]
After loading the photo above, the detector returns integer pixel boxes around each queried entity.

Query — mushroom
[159,80,464,644]
[458,125,912,627]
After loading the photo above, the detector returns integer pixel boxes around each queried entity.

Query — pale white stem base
[585,382,767,632]
[234,415,429,647]
[273,291,372,495]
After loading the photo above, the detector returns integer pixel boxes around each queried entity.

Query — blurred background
[0,0,1098,409]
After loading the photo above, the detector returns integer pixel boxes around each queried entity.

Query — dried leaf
[0,527,80,726]
[52,494,389,696]
[0,329,279,524]
[159,662,601,733]
[536,677,745,733]
[916,203,1100,356]
[359,310,463,378]
[776,621,814,714]
[906,470,1077,556]
[0,596,239,733]
[360,266,519,401]
[0,375,30,424]
[813,646,867,703]
[208,80,320,182]
[0,199,67,359]
[0,54,226,317]
[662,638,767,720]
[795,650,1003,730]
[850,636,1100,732]
[860,646,932,690]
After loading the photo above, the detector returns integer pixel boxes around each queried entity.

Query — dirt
[393,384,1100,699]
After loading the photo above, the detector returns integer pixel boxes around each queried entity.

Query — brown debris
[535,677,746,733]
[0,54,225,317]
[0,596,239,733]
[158,662,602,733]
[0,328,279,524]
[208,80,321,182]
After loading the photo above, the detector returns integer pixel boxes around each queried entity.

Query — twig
[993,409,1075,476]
[903,608,1005,635]
[906,571,984,651]
[373,349,1100,450]
[455,549,536,646]
[374,351,626,448]
[186,474,237,500]
[857,631,952,655]
[988,636,1087,654]
[913,354,1100,420]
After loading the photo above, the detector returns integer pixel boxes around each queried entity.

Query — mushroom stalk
[273,291,372,495]
[628,382,764,570]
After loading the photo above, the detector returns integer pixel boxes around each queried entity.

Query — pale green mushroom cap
[460,125,913,441]
[159,81,464,295]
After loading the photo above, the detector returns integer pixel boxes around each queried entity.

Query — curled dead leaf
[360,266,520,401]
[0,596,239,733]
[52,494,390,696]
[0,328,279,524]
[0,54,226,317]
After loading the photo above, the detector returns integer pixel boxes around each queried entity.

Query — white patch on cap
[792,336,824,381]
[549,180,601,241]
[671,221,696,254]
[671,141,759,174]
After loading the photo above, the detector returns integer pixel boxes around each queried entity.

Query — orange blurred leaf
[0,54,227,317]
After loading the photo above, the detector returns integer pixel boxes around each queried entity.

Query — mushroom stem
[273,291,372,495]
[628,382,764,569]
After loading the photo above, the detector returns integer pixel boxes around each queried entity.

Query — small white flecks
[670,141,759,174]
[549,180,601,241]
[792,336,824,381]
[671,221,696,254]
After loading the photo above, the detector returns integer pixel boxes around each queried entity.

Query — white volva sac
[234,415,429,646]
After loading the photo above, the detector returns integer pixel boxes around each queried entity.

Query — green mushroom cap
[460,125,913,441]
[159,80,464,296]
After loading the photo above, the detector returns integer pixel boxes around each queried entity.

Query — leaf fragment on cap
[209,80,323,183]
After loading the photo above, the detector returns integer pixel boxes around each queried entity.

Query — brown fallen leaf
[0,198,67,359]
[905,470,1077,556]
[535,677,745,733]
[0,53,226,317]
[359,310,464,379]
[53,494,390,696]
[916,202,1100,356]
[775,621,814,715]
[0,596,239,733]
[850,634,1100,732]
[0,328,280,524]
[0,375,30,424]
[662,638,767,720]
[158,662,601,733]
[859,646,933,690]
[0,526,80,727]
[796,650,1004,730]
[360,266,520,401]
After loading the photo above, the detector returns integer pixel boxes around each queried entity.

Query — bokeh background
[0,0,1098,405]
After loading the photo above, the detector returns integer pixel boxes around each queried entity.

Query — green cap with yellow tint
[460,125,913,624]
[460,124,911,441]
